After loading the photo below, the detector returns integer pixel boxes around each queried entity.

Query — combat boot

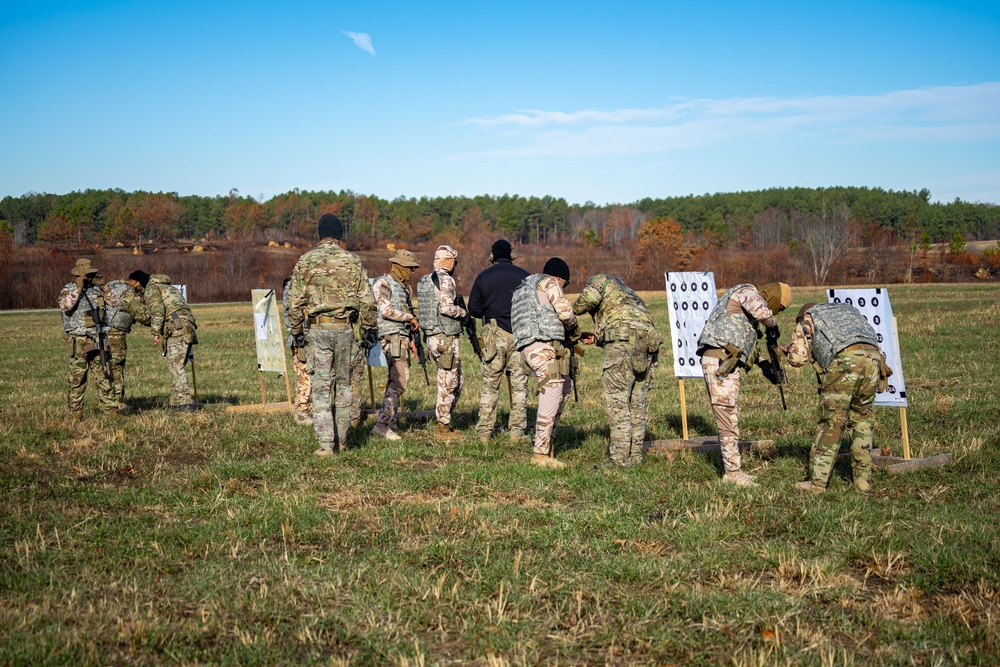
[722,471,758,487]
[435,422,462,442]
[796,481,824,493]
[371,424,402,441]
[313,448,335,457]
[293,411,313,425]
[530,453,566,469]
[508,431,528,445]
[854,478,871,493]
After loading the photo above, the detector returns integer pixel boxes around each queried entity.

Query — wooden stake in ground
[368,366,377,410]
[678,379,689,440]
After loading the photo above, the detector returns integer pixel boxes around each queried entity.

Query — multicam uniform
[696,284,777,475]
[786,303,886,490]
[418,269,466,429]
[103,279,150,406]
[58,282,118,413]
[573,274,662,466]
[146,275,197,408]
[283,286,311,421]
[287,238,376,452]
[512,275,580,459]
[372,273,417,433]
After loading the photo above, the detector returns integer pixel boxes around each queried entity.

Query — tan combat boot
[854,478,871,493]
[435,422,462,442]
[530,453,566,469]
[722,471,758,487]
[796,480,824,493]
[371,424,402,441]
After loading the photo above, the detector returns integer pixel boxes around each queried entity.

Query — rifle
[569,343,584,403]
[455,294,483,361]
[82,288,115,385]
[403,291,430,386]
[759,337,788,410]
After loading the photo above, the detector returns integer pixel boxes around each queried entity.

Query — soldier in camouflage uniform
[287,214,377,455]
[371,248,422,441]
[283,276,312,425]
[574,274,662,467]
[697,282,791,486]
[145,273,198,411]
[468,240,531,444]
[784,302,891,493]
[418,245,467,442]
[511,257,582,469]
[99,272,151,409]
[58,258,119,415]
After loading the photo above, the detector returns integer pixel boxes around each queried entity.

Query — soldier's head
[759,282,792,314]
[317,214,344,242]
[542,257,571,288]
[127,270,150,292]
[433,245,458,273]
[71,258,99,283]
[389,248,420,282]
[489,239,515,264]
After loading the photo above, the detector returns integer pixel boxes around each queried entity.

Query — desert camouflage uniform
[786,305,883,489]
[420,269,466,428]
[146,275,197,408]
[103,280,150,405]
[697,284,777,474]
[477,325,530,440]
[59,282,118,413]
[514,275,579,457]
[372,274,415,432]
[573,274,661,467]
[287,239,376,451]
[282,287,312,419]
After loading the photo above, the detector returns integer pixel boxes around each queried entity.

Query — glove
[567,325,582,344]
[363,329,379,352]
[765,326,781,343]
[293,333,307,348]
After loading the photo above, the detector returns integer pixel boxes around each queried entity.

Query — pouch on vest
[438,341,457,370]
[555,345,571,377]
[481,321,498,363]
[389,334,406,359]
[630,334,652,374]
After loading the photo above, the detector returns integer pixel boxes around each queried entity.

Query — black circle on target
[689,357,696,366]
[874,315,881,325]
[682,302,689,311]
[846,298,853,305]
[693,302,699,311]
[703,301,709,310]
[833,297,841,303]
[889,385,896,394]
[671,283,677,292]
[679,358,685,366]
[681,283,688,292]
[872,297,879,307]
[877,333,884,343]
[859,297,866,307]
[702,282,708,291]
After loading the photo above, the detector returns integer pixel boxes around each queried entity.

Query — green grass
[2,283,999,665]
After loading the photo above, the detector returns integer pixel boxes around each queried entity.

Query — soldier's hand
[766,326,781,343]
[153,335,160,345]
[294,333,308,348]
[410,339,418,357]
[580,332,596,345]
[408,317,420,332]
[75,275,86,291]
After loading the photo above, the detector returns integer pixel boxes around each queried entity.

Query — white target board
[252,289,287,374]
[826,288,907,408]
[665,272,718,378]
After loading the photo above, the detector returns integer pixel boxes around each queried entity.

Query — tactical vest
[417,271,462,337]
[511,274,565,350]
[61,284,103,337]
[697,284,759,362]
[148,277,195,333]
[375,275,411,338]
[806,303,881,371]
[103,280,134,334]
[588,275,654,341]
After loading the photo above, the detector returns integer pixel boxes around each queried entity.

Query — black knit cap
[128,270,150,288]
[542,257,570,284]
[317,213,344,239]
[490,239,513,262]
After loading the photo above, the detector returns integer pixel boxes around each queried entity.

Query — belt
[842,343,878,354]
[309,315,351,329]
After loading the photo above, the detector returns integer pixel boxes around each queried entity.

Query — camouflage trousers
[701,354,743,473]
[351,341,367,426]
[163,334,194,407]
[427,333,462,427]
[809,349,880,488]
[66,335,118,413]
[375,335,410,430]
[603,341,655,466]
[308,326,354,451]
[476,326,529,439]
[522,341,573,456]
[291,344,312,416]
[108,332,128,405]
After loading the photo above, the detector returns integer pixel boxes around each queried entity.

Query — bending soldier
[697,282,791,486]
[511,257,581,469]
[283,276,312,425]
[371,248,421,441]
[145,273,198,411]
[467,239,531,444]
[58,258,118,416]
[418,245,466,442]
[784,302,891,493]
[574,274,662,467]
[101,272,150,409]
[286,214,376,454]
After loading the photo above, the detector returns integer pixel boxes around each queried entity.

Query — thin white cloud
[343,31,375,56]
[458,83,1000,159]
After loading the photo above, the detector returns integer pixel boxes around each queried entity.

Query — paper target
[827,288,907,408]
[665,272,717,378]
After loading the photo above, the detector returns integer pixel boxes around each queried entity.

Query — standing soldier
[102,272,151,409]
[58,258,119,416]
[283,276,312,425]
[783,302,891,493]
[574,274,663,468]
[286,214,376,455]
[696,282,791,486]
[145,274,199,412]
[371,248,422,441]
[511,257,581,469]
[417,245,466,442]
[468,240,531,444]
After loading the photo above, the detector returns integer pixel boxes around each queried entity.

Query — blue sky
[2,1,998,205]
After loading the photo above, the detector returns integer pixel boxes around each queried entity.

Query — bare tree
[796,201,852,285]
[752,208,789,249]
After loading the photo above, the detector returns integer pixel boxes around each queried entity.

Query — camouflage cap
[434,245,458,262]
[759,282,792,313]
[71,258,99,277]
[389,248,420,268]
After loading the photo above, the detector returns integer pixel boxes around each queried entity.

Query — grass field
[1,283,999,665]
